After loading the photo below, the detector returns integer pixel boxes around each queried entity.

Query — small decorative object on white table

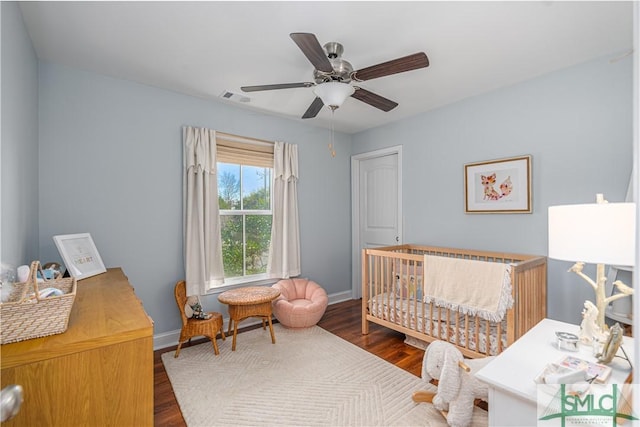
[475,318,634,427]
[554,331,579,352]
[595,323,626,365]
[578,300,604,344]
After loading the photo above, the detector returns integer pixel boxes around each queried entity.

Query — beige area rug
[161,324,488,426]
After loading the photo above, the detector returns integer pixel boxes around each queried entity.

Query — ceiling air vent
[219,90,250,103]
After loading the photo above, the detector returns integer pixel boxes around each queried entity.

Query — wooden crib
[362,244,547,358]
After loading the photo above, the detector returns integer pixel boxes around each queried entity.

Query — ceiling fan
[241,33,430,119]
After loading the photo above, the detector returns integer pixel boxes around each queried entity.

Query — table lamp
[548,194,636,331]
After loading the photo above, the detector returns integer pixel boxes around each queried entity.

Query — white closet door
[351,147,402,299]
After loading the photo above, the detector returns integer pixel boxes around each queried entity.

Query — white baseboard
[153,316,265,351]
[328,290,353,305]
[153,329,182,351]
[153,292,356,351]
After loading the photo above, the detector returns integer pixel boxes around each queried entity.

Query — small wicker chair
[174,280,225,358]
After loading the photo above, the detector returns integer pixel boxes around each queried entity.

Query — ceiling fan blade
[352,52,429,82]
[351,87,398,112]
[241,82,314,92]
[302,97,325,119]
[290,33,333,73]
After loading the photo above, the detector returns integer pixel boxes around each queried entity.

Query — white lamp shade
[548,202,636,266]
[313,82,355,108]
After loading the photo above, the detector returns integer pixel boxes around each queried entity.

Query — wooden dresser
[1,268,154,426]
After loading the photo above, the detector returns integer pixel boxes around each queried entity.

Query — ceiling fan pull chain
[329,108,336,158]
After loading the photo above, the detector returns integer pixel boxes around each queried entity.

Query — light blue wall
[37,63,352,335]
[4,1,633,334]
[352,54,633,325]
[1,2,39,271]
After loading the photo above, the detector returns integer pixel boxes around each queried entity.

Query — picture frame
[53,233,106,280]
[464,155,532,214]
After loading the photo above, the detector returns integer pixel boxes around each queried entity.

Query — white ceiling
[19,1,633,134]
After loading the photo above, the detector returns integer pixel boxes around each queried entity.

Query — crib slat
[445,308,452,345]
[429,302,434,335]
[403,259,409,328]
[411,261,417,330]
[378,255,388,324]
[474,318,480,353]
[420,296,425,334]
[464,314,470,350]
[453,308,459,346]
[362,250,370,335]
[484,319,490,356]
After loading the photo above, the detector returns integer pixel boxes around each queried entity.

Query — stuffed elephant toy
[420,341,494,427]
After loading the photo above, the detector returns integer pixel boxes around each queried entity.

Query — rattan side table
[217,286,281,351]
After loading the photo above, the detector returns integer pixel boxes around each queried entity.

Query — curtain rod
[216,131,274,147]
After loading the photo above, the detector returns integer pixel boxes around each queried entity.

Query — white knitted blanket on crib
[422,255,513,322]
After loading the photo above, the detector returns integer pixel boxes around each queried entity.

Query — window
[216,136,274,284]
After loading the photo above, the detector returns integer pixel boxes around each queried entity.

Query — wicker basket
[1,261,77,344]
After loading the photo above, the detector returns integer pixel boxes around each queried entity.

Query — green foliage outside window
[218,164,272,279]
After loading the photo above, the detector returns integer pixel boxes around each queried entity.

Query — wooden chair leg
[210,336,220,355]
[231,321,239,351]
[267,316,276,344]
[174,342,183,358]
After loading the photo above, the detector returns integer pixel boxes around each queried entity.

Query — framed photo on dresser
[53,233,106,280]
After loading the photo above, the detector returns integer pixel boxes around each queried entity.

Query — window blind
[216,134,274,168]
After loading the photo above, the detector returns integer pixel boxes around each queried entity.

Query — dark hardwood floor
[154,298,425,426]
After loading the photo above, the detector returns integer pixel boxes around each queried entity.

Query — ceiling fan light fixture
[313,82,355,109]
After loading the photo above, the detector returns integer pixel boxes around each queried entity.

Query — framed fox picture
[464,155,532,214]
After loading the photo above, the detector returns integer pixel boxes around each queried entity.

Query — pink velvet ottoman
[271,278,328,328]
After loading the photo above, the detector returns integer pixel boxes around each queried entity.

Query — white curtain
[183,126,225,296]
[267,141,301,278]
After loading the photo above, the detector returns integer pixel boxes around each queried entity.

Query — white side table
[475,318,634,427]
